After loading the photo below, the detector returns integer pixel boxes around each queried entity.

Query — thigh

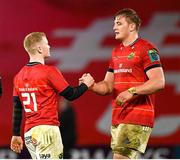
[111,124,152,158]
[31,125,63,159]
[24,130,37,159]
[126,124,152,153]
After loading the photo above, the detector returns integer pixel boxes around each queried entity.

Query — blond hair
[23,32,46,54]
[115,8,141,31]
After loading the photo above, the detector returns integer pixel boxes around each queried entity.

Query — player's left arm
[115,67,165,106]
[135,45,165,95]
[134,67,165,95]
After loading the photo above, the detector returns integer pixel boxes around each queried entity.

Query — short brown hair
[115,8,141,30]
[23,32,46,54]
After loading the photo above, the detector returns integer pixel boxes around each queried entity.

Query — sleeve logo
[148,49,160,62]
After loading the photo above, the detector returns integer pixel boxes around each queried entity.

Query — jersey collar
[129,37,140,47]
[121,37,140,48]
[26,62,42,66]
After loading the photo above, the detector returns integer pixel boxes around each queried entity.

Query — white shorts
[111,124,152,159]
[24,125,63,159]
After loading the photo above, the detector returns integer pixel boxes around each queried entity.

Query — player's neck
[122,33,139,47]
[29,57,45,65]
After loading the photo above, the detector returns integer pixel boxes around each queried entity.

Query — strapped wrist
[128,87,137,96]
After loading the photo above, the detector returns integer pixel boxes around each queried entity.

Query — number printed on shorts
[21,93,37,112]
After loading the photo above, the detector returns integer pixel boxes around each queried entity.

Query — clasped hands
[79,73,95,88]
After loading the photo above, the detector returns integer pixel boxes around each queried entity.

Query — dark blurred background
[0,0,180,158]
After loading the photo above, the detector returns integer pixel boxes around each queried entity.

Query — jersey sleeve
[107,48,115,72]
[47,66,69,93]
[108,58,114,72]
[141,42,162,72]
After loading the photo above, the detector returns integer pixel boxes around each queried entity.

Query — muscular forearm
[135,78,165,95]
[91,81,113,95]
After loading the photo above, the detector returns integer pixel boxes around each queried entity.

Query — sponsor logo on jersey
[128,52,135,60]
[114,68,132,73]
[114,63,132,73]
[18,87,38,92]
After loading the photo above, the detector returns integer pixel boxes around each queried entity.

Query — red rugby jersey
[109,38,162,127]
[13,62,69,132]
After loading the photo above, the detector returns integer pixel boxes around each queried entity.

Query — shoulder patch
[148,49,160,62]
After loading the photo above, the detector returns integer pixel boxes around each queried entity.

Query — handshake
[79,73,95,88]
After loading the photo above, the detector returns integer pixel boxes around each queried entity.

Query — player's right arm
[90,48,115,96]
[48,67,94,101]
[60,74,94,101]
[12,96,23,136]
[90,71,114,95]
[11,96,23,153]
[11,77,23,153]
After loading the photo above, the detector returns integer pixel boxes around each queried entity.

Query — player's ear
[37,46,43,54]
[129,23,136,32]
